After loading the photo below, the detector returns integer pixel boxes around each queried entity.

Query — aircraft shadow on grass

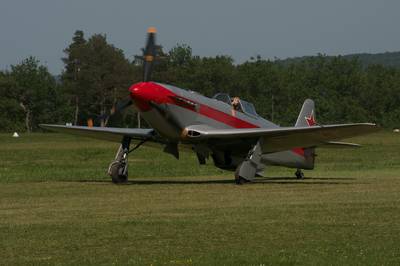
[74,177,356,186]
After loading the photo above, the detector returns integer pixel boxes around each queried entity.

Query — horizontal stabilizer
[321,141,361,148]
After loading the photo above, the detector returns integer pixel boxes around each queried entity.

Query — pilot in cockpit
[231,96,242,115]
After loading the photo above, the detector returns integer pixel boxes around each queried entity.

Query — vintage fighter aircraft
[41,28,379,184]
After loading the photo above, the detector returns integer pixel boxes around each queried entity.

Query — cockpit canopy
[212,93,259,116]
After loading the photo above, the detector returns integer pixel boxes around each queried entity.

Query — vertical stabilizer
[295,99,316,127]
[295,99,316,170]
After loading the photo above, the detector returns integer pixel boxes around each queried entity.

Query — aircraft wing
[184,123,378,153]
[40,124,156,143]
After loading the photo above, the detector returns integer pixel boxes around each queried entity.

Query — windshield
[212,93,231,105]
[240,100,258,116]
[213,93,259,116]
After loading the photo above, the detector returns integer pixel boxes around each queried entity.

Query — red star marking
[305,111,316,126]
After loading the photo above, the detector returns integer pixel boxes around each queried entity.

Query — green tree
[62,30,87,125]
[9,57,63,132]
[0,71,25,131]
[62,31,135,126]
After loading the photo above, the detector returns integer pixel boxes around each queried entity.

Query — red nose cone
[129,82,153,111]
[129,82,154,101]
[129,82,174,111]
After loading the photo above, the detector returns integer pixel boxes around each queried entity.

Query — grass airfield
[0,132,400,265]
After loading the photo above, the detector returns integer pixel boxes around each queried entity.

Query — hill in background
[277,51,400,68]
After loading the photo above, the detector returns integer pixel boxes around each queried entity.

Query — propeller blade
[97,98,133,125]
[111,99,133,115]
[143,27,157,82]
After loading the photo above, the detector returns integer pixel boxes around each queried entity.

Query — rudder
[295,99,316,127]
[295,99,316,169]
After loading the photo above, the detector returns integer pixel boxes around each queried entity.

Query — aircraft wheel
[295,169,304,179]
[109,161,128,184]
[234,163,249,185]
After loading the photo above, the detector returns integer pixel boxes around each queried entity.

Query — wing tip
[39,124,66,129]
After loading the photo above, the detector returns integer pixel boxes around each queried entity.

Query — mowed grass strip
[0,131,399,265]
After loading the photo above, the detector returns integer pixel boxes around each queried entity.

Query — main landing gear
[234,138,263,185]
[295,169,305,179]
[108,137,145,184]
[234,163,251,185]
[108,137,130,183]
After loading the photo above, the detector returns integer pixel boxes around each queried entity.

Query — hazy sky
[1,0,399,74]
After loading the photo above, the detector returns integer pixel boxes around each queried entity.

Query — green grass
[0,132,400,265]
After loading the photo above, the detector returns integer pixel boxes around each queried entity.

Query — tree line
[1,30,399,132]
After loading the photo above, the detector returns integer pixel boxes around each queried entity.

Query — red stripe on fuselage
[198,105,258,128]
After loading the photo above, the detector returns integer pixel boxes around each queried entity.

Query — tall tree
[10,57,59,132]
[62,31,135,126]
[82,34,134,126]
[0,71,25,131]
[62,30,87,125]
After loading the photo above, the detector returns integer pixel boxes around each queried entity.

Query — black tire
[109,162,128,184]
[234,163,249,185]
[295,169,304,179]
[235,176,248,185]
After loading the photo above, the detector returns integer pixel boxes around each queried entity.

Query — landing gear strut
[295,169,304,179]
[108,137,131,184]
